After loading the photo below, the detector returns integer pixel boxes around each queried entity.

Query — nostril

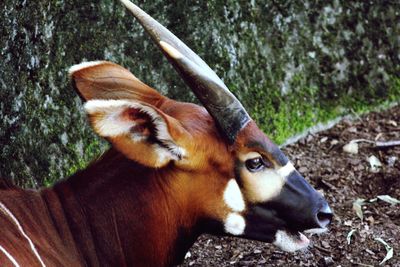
[316,203,333,228]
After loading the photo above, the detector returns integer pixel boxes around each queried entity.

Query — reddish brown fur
[0,62,238,266]
[71,61,164,106]
[0,135,233,266]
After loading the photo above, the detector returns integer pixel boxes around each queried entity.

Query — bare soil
[181,105,400,267]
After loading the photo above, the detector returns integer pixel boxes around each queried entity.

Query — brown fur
[0,139,234,266]
[0,178,18,190]
[0,62,237,266]
[1,61,327,266]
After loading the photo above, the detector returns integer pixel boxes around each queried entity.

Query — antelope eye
[245,157,265,172]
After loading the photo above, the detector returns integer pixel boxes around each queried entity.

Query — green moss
[251,76,400,145]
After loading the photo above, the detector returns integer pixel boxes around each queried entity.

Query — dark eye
[245,157,265,172]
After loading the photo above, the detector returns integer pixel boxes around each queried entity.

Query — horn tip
[159,41,183,59]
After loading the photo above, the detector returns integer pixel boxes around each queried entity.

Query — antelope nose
[315,202,333,228]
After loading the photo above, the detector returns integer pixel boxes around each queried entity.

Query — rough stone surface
[1,1,399,185]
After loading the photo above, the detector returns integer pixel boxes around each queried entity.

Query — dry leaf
[347,229,356,245]
[375,238,394,265]
[377,195,400,205]
[386,119,397,127]
[352,199,366,220]
[387,156,397,167]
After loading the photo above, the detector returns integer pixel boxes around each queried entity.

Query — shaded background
[1,0,399,187]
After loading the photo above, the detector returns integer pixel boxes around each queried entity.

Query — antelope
[0,0,332,266]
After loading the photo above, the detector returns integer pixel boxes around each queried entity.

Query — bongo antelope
[0,0,332,266]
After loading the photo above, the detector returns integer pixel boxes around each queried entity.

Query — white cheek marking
[223,179,245,212]
[273,230,309,252]
[0,202,46,267]
[242,161,297,203]
[224,213,246,236]
[276,162,295,178]
[242,169,285,203]
[0,245,20,267]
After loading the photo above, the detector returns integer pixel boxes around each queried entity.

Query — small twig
[349,139,400,148]
[349,139,375,144]
[375,140,400,148]
[353,263,374,267]
[386,126,400,131]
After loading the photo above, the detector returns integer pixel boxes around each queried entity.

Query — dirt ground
[181,105,400,267]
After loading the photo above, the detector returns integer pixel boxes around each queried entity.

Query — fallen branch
[375,140,400,148]
[346,139,400,148]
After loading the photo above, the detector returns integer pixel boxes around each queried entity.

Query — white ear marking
[84,99,186,160]
[224,213,245,236]
[68,60,107,76]
[84,99,133,115]
[223,179,245,212]
[84,99,136,137]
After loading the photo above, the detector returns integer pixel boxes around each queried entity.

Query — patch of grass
[252,76,400,145]
[65,139,108,178]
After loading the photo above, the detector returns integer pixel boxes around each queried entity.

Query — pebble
[323,256,334,266]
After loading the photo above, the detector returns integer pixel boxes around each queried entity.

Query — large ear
[69,61,164,106]
[84,99,191,168]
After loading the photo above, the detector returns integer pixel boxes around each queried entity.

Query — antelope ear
[69,61,163,106]
[84,99,190,168]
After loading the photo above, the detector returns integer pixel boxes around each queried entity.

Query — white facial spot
[242,169,285,203]
[273,230,310,252]
[240,156,296,203]
[224,213,246,236]
[276,162,295,178]
[223,179,245,212]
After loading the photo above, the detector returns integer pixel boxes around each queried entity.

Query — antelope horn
[120,0,251,143]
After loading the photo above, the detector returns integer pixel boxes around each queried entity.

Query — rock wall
[1,0,399,187]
